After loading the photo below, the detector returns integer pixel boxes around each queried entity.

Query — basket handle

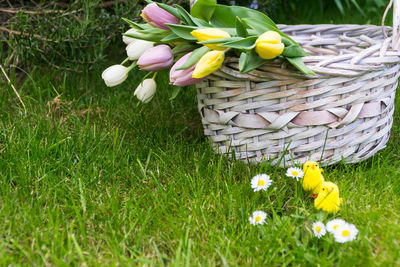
[190,0,400,49]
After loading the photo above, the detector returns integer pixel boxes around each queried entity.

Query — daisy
[249,211,267,225]
[312,221,326,238]
[334,223,358,243]
[251,174,272,192]
[286,167,304,181]
[326,218,346,234]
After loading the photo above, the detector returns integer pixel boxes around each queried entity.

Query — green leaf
[160,33,186,43]
[198,37,242,44]
[174,5,196,26]
[190,0,217,22]
[169,86,182,100]
[171,44,198,54]
[166,24,198,41]
[121,18,146,30]
[240,50,267,73]
[286,57,315,75]
[123,32,167,43]
[235,16,248,37]
[220,36,257,50]
[283,45,308,57]
[239,52,248,72]
[176,46,210,70]
[210,4,278,28]
[155,3,184,21]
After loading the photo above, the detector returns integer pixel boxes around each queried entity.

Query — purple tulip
[170,53,205,86]
[141,3,180,30]
[138,45,174,71]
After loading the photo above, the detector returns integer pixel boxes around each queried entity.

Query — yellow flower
[192,51,224,78]
[191,28,230,51]
[255,31,284,60]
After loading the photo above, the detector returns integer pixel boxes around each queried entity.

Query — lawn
[1,2,400,266]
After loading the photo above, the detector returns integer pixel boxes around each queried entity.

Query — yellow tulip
[191,28,230,51]
[255,31,284,60]
[192,51,224,78]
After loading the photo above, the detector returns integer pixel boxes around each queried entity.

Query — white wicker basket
[195,0,400,166]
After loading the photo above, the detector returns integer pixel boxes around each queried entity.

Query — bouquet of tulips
[102,0,313,103]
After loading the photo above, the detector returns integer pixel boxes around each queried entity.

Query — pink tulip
[138,45,173,71]
[141,3,180,30]
[170,53,205,86]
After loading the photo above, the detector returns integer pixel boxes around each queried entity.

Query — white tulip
[134,79,156,103]
[101,65,129,87]
[122,28,139,45]
[126,39,154,60]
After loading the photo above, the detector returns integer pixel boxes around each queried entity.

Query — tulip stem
[152,72,158,80]
[120,57,130,65]
[127,62,137,72]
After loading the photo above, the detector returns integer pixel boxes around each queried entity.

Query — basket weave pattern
[196,24,400,166]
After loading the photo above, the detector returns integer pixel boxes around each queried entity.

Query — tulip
[101,65,129,87]
[255,31,284,60]
[134,79,157,103]
[170,52,204,86]
[191,28,230,51]
[126,39,154,60]
[192,51,224,79]
[137,45,173,71]
[141,3,180,30]
[123,28,140,45]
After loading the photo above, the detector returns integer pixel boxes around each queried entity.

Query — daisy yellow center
[258,180,265,186]
[292,171,299,176]
[333,224,339,230]
[342,230,350,237]
[315,226,321,233]
[255,216,261,222]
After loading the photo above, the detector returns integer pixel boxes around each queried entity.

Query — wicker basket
[195,1,400,166]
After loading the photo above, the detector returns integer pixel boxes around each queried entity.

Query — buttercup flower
[192,51,224,78]
[134,79,157,103]
[101,65,129,87]
[255,31,284,60]
[334,223,358,243]
[170,52,204,86]
[126,39,154,60]
[251,174,272,192]
[138,45,174,71]
[326,218,346,234]
[191,28,231,51]
[123,28,140,45]
[141,3,180,30]
[249,211,267,225]
[312,221,326,238]
[286,167,304,181]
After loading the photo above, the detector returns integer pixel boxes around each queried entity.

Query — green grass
[1,3,400,266]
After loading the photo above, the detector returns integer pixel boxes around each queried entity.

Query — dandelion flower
[312,221,326,238]
[251,174,272,192]
[326,218,346,234]
[286,167,304,181]
[334,223,358,243]
[249,211,267,225]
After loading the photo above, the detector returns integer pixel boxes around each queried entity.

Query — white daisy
[326,218,346,234]
[334,223,358,243]
[312,221,326,238]
[286,167,304,181]
[249,211,267,225]
[251,174,272,192]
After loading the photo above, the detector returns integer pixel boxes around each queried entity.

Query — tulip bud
[134,79,157,103]
[141,3,180,30]
[123,28,140,45]
[101,65,129,87]
[137,45,173,71]
[126,39,154,60]
[255,31,284,60]
[191,28,230,51]
[192,51,224,79]
[170,52,205,86]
